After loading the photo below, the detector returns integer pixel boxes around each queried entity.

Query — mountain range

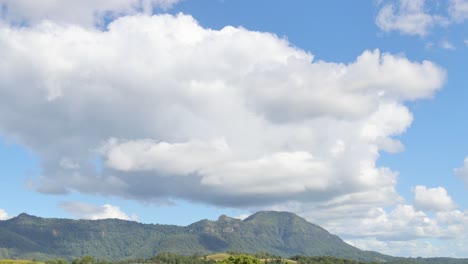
[0,211,466,263]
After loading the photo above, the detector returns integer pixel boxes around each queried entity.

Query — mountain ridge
[0,211,390,262]
[1,211,463,264]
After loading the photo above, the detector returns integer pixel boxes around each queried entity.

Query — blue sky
[1,0,468,258]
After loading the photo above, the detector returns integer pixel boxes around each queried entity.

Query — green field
[205,253,232,261]
[0,260,44,264]
[205,253,297,264]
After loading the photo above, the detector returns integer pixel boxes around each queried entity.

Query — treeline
[290,255,377,264]
[39,253,468,264]
[43,253,378,264]
[45,256,112,264]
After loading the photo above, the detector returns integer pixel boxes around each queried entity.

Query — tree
[72,256,96,264]
[219,255,262,264]
[46,259,69,264]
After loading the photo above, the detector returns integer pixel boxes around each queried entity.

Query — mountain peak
[6,213,40,224]
[243,211,303,222]
[218,214,238,222]
[17,212,33,218]
[13,212,38,220]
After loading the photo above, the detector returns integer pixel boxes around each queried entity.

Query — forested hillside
[1,212,467,264]
[0,212,386,262]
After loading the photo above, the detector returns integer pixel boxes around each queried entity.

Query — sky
[0,0,468,258]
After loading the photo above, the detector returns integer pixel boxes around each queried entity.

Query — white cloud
[234,214,250,220]
[413,185,457,212]
[0,13,446,240]
[346,238,447,257]
[440,40,456,50]
[376,0,438,36]
[282,187,466,257]
[321,205,441,241]
[436,210,468,227]
[0,208,8,220]
[309,204,468,257]
[60,202,138,221]
[449,0,468,22]
[465,39,468,45]
[0,0,180,27]
[454,157,468,187]
[0,14,446,206]
[60,158,81,170]
[344,208,468,257]
[375,0,468,37]
[100,138,231,174]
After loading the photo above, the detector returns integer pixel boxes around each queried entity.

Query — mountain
[0,211,430,262]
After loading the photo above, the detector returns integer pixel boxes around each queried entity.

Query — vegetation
[1,212,468,264]
[107,253,375,264]
[205,254,231,261]
[2,252,468,264]
[219,255,262,264]
[149,252,213,264]
[45,260,68,264]
[0,260,44,264]
[0,212,389,262]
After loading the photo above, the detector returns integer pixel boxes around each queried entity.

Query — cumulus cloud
[413,185,457,212]
[320,205,438,241]
[282,187,465,252]
[346,238,449,257]
[454,157,468,187]
[100,138,231,174]
[304,187,465,248]
[440,40,456,50]
[234,214,251,220]
[0,208,8,220]
[0,0,180,27]
[318,205,467,245]
[449,0,468,22]
[376,0,440,36]
[60,202,138,221]
[436,209,468,227]
[376,0,468,36]
[0,14,446,221]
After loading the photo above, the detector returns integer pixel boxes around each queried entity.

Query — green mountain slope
[188,211,386,261]
[0,211,440,263]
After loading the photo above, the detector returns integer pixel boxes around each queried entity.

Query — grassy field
[0,260,44,264]
[205,254,232,261]
[204,254,296,264]
[260,258,296,264]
